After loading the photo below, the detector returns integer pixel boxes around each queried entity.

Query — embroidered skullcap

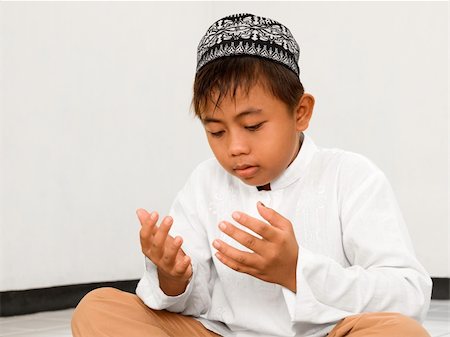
[196,13,300,77]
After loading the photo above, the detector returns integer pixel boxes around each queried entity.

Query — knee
[71,287,120,329]
[82,287,120,301]
[390,313,430,337]
[74,287,118,311]
[367,312,431,337]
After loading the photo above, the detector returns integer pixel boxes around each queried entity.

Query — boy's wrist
[285,277,296,293]
[157,269,190,296]
[280,270,297,293]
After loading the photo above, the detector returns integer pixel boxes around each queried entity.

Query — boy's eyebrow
[202,108,263,124]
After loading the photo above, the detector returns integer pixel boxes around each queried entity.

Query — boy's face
[201,81,312,187]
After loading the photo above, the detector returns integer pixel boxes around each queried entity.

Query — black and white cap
[196,13,300,76]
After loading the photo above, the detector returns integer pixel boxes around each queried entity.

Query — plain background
[0,1,448,291]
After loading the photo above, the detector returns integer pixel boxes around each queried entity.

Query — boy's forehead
[210,76,273,103]
[200,83,270,120]
[201,106,263,122]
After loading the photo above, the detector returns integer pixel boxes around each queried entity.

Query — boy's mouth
[233,165,259,179]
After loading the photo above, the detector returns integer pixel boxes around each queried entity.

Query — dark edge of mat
[0,279,139,316]
[1,277,448,317]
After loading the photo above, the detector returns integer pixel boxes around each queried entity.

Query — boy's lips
[233,164,259,178]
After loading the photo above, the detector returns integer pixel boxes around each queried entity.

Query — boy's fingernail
[258,201,266,208]
[232,212,240,220]
[219,222,227,231]
[150,212,157,220]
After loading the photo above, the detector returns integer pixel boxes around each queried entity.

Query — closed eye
[245,122,264,131]
[209,130,224,138]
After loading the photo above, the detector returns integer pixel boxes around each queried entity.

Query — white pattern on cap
[196,13,300,76]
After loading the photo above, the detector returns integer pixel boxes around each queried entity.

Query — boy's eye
[209,130,224,138]
[245,122,264,131]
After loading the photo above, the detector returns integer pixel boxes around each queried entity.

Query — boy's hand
[213,202,298,293]
[137,209,192,295]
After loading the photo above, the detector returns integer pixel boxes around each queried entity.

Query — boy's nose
[228,135,250,157]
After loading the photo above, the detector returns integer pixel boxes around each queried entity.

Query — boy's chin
[224,166,272,186]
[237,175,270,187]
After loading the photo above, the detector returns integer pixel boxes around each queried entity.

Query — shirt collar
[231,133,318,192]
[232,133,318,192]
[269,133,317,191]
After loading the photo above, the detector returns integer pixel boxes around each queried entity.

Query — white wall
[0,1,448,291]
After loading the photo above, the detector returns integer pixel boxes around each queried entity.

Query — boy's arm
[136,170,213,316]
[283,156,432,324]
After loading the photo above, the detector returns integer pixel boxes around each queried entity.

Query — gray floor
[0,300,449,337]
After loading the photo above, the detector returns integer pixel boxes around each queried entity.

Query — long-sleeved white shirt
[136,134,432,337]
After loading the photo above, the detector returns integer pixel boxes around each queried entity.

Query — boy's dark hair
[192,56,304,118]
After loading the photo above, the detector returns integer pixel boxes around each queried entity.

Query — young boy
[72,13,432,337]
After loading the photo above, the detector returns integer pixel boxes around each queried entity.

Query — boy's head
[193,13,314,187]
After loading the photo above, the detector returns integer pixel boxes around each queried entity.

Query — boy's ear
[294,93,315,131]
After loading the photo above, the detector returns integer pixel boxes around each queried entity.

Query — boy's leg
[327,312,431,337]
[71,287,221,337]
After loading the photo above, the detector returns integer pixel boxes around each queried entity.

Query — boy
[72,13,432,337]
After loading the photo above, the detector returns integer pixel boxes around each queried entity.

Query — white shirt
[136,134,432,337]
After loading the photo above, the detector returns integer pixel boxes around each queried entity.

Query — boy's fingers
[215,252,259,277]
[256,202,292,231]
[218,221,264,253]
[138,210,159,245]
[137,209,158,233]
[176,247,186,258]
[152,216,173,257]
[136,208,152,225]
[229,212,277,241]
[163,236,183,266]
[174,255,191,277]
[213,239,258,267]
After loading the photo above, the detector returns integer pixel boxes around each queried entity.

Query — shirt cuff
[281,286,296,318]
[136,257,195,310]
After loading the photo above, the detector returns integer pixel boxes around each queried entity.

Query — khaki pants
[71,287,431,337]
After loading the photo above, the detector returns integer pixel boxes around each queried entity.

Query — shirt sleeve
[136,167,213,316]
[284,154,432,324]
